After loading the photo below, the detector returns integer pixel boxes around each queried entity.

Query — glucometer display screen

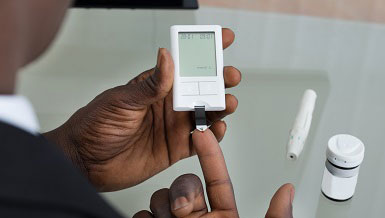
[178,32,216,77]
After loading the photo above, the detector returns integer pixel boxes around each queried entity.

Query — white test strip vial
[321,134,365,201]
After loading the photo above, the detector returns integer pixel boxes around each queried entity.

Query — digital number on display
[179,33,214,40]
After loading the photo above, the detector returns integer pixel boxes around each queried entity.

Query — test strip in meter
[170,25,225,112]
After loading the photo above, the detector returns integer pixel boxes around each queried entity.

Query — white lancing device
[287,89,317,160]
[170,25,226,114]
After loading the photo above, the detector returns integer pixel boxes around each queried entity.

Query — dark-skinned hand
[133,130,295,218]
[43,28,241,191]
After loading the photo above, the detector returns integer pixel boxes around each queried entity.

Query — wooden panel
[200,0,385,23]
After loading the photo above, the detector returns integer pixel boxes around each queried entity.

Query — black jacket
[0,121,124,218]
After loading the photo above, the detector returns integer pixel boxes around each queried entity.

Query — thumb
[124,48,174,107]
[265,183,295,218]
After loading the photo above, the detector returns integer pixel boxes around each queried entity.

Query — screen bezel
[171,25,223,83]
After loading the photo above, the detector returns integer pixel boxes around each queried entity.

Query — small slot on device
[194,106,208,132]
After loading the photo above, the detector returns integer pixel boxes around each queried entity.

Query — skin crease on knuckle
[141,74,160,99]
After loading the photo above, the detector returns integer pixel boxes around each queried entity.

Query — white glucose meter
[171,25,225,131]
[171,25,226,120]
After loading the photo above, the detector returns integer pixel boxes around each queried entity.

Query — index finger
[192,130,238,213]
[222,28,235,49]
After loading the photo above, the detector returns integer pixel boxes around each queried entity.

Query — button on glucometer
[181,82,199,96]
[199,82,218,95]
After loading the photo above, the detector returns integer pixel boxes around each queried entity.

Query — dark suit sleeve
[0,122,124,218]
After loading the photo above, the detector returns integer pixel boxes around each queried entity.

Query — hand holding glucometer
[44,27,241,191]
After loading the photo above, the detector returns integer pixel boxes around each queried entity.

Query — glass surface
[178,32,216,77]
[17,5,385,218]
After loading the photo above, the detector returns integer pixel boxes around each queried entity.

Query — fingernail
[172,196,189,211]
[290,186,295,204]
[157,47,164,68]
